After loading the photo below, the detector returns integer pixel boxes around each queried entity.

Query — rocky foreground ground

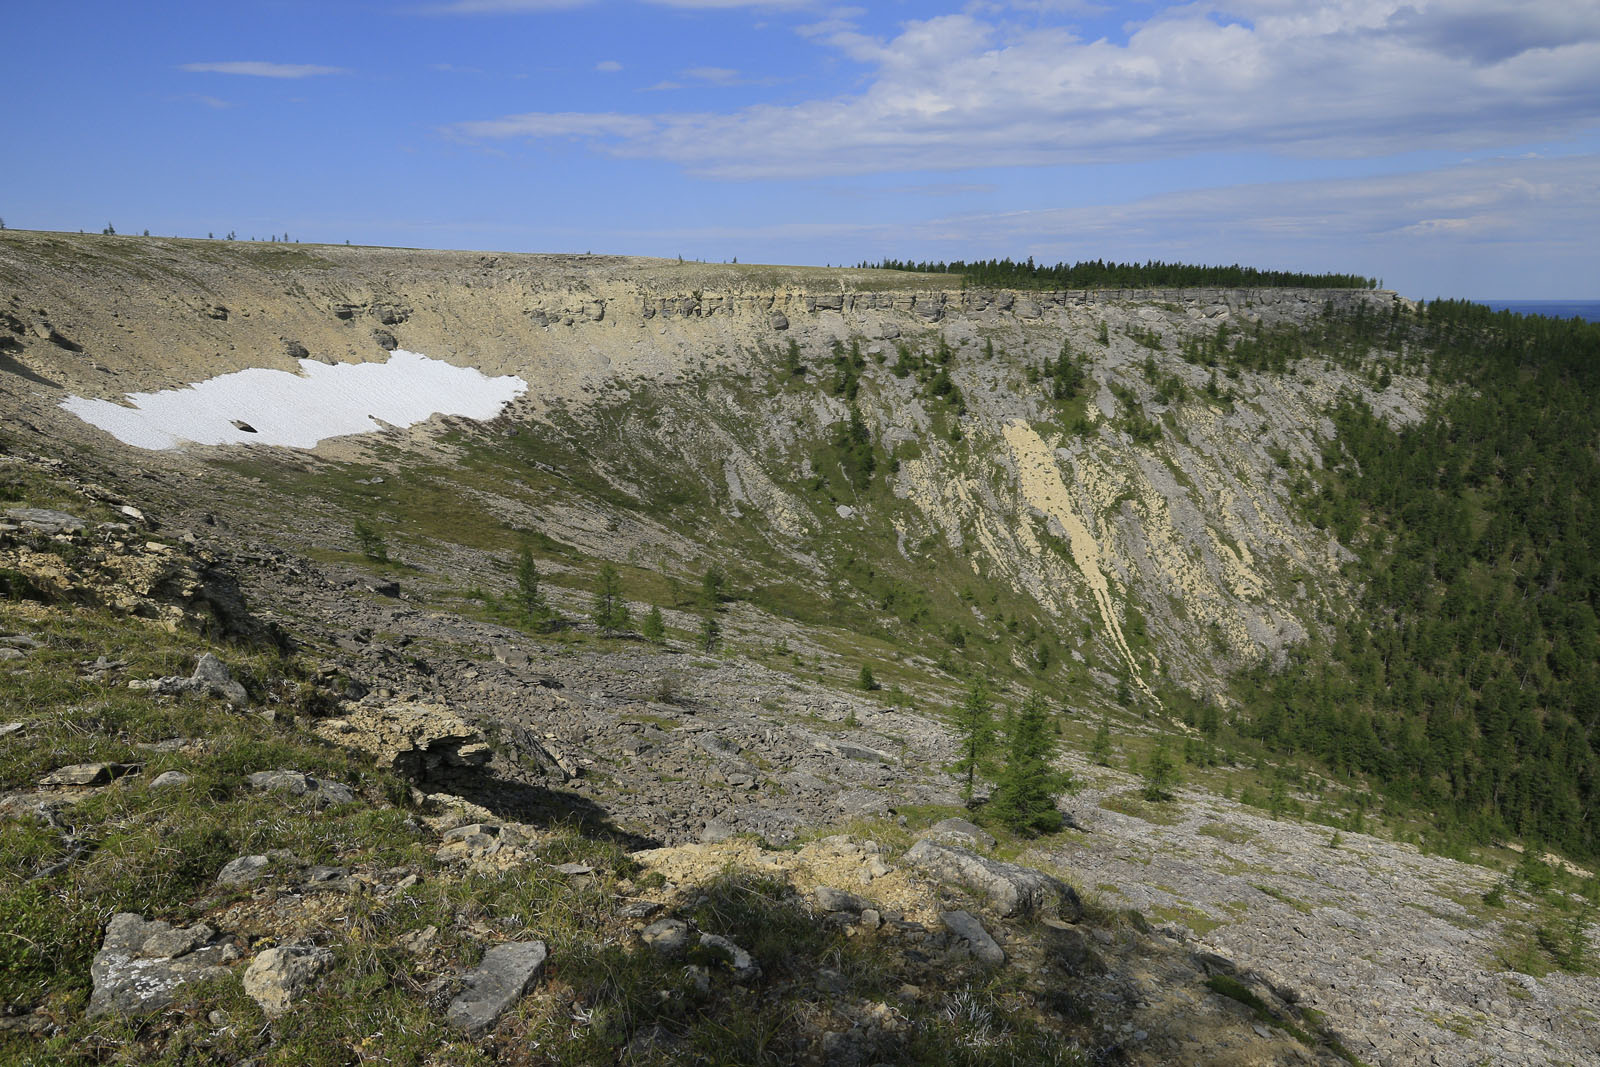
[1,445,1595,1065]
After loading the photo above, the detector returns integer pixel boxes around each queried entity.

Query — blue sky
[5,1,1599,298]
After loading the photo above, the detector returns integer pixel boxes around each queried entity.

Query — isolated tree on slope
[592,562,630,635]
[989,692,1069,834]
[952,678,996,802]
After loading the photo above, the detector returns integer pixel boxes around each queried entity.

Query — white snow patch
[60,350,527,450]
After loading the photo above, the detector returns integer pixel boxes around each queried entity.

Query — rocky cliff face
[0,231,1419,703]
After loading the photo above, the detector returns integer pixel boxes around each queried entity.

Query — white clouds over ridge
[447,0,1600,178]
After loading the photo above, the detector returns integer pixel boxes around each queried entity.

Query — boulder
[243,943,334,1016]
[940,910,1005,965]
[312,702,490,779]
[922,817,996,851]
[40,762,139,787]
[191,653,249,704]
[372,328,398,351]
[246,770,356,807]
[815,887,872,914]
[446,940,548,1034]
[216,854,272,886]
[903,840,1080,919]
[87,914,237,1018]
[695,933,759,981]
[641,919,691,957]
[769,311,789,331]
[4,508,85,534]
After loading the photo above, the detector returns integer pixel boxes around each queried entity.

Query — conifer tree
[1141,740,1179,802]
[641,604,666,645]
[858,664,878,691]
[989,692,1067,834]
[515,544,559,631]
[953,677,996,802]
[592,562,630,635]
[1090,719,1113,766]
[698,612,720,652]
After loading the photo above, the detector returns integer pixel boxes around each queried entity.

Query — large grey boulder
[941,910,1005,965]
[922,818,996,851]
[192,653,249,704]
[246,770,356,807]
[243,943,334,1016]
[904,840,1080,919]
[87,914,238,1018]
[446,940,548,1034]
[128,653,249,704]
[3,508,85,534]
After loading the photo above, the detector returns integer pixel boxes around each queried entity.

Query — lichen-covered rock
[940,910,1005,965]
[904,840,1079,919]
[87,914,238,1018]
[246,769,356,807]
[313,702,490,779]
[446,940,547,1034]
[922,818,996,851]
[242,943,334,1016]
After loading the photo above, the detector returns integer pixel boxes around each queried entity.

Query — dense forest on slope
[1235,301,1600,859]
[865,257,1379,290]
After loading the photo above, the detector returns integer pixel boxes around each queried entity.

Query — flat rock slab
[904,839,1080,919]
[87,913,238,1018]
[4,508,85,533]
[940,910,1005,965]
[246,770,356,807]
[40,762,140,787]
[923,818,997,851]
[447,940,548,1034]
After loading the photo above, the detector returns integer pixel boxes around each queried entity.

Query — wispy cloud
[448,112,656,139]
[595,59,624,72]
[180,61,349,78]
[418,0,592,12]
[446,0,1600,179]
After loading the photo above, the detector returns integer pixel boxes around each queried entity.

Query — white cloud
[596,59,624,72]
[419,0,592,12]
[683,66,741,84]
[449,111,656,139]
[180,61,349,78]
[447,0,1600,178]
[603,154,1600,284]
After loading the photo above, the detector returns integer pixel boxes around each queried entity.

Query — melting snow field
[60,350,527,450]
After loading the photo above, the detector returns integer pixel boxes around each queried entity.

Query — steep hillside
[0,231,1417,706]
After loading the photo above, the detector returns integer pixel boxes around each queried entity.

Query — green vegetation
[641,604,666,645]
[1234,302,1600,859]
[351,518,389,564]
[866,257,1378,290]
[591,561,630,635]
[1140,741,1180,802]
[952,678,997,801]
[988,693,1070,835]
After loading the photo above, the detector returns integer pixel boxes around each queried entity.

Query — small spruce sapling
[698,612,720,652]
[352,519,389,564]
[592,561,630,635]
[641,605,666,645]
[514,543,559,631]
[1090,719,1113,766]
[952,677,996,802]
[858,664,878,691]
[1141,741,1179,802]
